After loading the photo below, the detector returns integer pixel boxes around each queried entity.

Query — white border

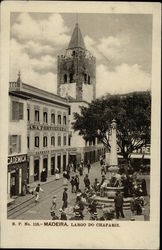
[0,2,161,249]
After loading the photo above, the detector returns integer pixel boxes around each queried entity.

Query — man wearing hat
[59,208,67,220]
[62,187,68,210]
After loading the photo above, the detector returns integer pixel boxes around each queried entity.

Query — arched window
[64,74,67,83]
[72,51,75,56]
[88,75,91,84]
[51,113,55,124]
[69,73,73,83]
[58,115,61,125]
[43,136,48,147]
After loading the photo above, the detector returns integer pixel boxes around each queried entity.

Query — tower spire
[68,22,86,50]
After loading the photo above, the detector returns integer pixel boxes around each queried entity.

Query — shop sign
[8,154,27,165]
[29,124,66,132]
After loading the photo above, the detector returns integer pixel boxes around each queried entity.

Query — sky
[10,13,152,97]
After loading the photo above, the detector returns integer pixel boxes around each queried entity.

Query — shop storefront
[8,154,27,197]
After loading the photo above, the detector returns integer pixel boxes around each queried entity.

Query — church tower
[57,23,96,103]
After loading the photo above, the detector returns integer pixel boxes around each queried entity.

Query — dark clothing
[87,163,91,173]
[88,201,97,214]
[62,191,68,210]
[60,212,67,220]
[70,178,75,193]
[79,166,83,176]
[41,171,47,182]
[114,193,124,219]
[74,177,79,192]
[141,179,147,196]
[84,176,90,188]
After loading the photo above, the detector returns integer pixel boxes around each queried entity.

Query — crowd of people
[28,156,148,220]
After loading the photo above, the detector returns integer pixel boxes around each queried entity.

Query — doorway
[51,156,55,175]
[57,155,61,173]
[63,155,66,171]
[43,158,48,177]
[34,159,39,181]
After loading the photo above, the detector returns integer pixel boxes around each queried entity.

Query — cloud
[10,39,57,93]
[11,13,70,46]
[85,34,129,65]
[96,63,151,97]
[23,40,55,57]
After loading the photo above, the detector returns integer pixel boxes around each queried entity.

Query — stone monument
[110,119,118,166]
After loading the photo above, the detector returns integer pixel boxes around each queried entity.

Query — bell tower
[57,23,96,102]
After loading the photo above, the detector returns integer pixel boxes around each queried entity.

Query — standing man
[87,160,91,174]
[70,176,75,193]
[114,191,125,219]
[34,183,44,202]
[84,174,90,189]
[74,175,80,192]
[62,187,68,210]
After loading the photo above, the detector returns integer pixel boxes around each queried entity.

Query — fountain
[91,119,131,211]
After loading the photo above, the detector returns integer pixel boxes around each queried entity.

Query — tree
[72,91,151,162]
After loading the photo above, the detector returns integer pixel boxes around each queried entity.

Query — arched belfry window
[64,74,67,83]
[88,75,91,84]
[72,51,75,56]
[84,74,87,83]
[69,73,73,83]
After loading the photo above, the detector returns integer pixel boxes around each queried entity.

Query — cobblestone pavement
[9,161,150,221]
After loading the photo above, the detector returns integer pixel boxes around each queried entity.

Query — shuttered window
[9,135,21,154]
[51,136,55,146]
[63,136,66,146]
[43,136,48,147]
[58,136,61,146]
[12,101,23,120]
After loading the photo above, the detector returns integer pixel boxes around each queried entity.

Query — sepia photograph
[0,1,161,249]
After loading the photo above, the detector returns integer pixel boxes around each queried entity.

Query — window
[43,136,48,147]
[69,73,73,83]
[12,101,23,120]
[88,75,91,84]
[51,136,55,146]
[9,135,21,154]
[63,136,66,146]
[58,136,61,146]
[63,116,66,125]
[58,115,61,125]
[27,136,30,149]
[68,136,71,146]
[51,113,55,124]
[35,110,39,122]
[64,74,67,83]
[72,51,75,56]
[27,109,30,121]
[35,136,39,148]
[43,112,48,123]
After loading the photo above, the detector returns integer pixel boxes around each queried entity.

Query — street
[9,161,150,221]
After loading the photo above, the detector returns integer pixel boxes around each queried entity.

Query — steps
[91,196,132,210]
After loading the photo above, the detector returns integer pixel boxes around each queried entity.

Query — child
[34,184,44,202]
[51,195,57,210]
